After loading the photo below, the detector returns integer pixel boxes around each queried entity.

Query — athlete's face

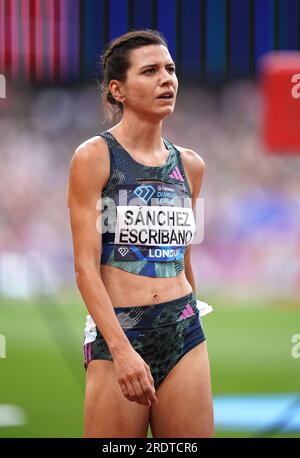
[116,45,178,119]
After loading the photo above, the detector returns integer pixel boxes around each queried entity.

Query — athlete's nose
[159,68,174,86]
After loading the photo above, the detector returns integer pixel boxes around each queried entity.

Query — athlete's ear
[109,79,126,103]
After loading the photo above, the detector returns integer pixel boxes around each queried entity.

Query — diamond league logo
[118,247,129,257]
[133,185,155,204]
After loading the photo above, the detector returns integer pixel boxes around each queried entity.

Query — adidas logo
[133,185,156,203]
[118,247,129,257]
[178,303,195,321]
[169,166,184,182]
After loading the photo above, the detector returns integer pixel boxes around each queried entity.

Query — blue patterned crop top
[98,131,196,278]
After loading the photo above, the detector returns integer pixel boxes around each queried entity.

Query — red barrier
[260,52,300,154]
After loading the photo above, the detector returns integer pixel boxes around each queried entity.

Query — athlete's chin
[159,107,175,119]
[150,106,175,119]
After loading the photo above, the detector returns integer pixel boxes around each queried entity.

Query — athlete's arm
[67,137,158,406]
[180,148,205,292]
[67,136,130,351]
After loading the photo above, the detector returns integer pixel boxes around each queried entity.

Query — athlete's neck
[111,118,165,155]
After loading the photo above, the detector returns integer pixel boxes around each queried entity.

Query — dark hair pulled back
[99,29,168,124]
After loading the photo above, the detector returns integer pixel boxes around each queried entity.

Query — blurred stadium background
[0,0,300,438]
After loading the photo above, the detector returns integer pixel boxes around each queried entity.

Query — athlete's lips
[157,90,174,99]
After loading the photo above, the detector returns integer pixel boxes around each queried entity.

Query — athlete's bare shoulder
[173,144,205,196]
[67,135,110,208]
[73,135,109,163]
[173,143,205,171]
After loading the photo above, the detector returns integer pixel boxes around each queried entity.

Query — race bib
[114,205,195,247]
[102,181,196,262]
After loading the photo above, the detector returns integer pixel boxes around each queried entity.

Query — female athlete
[67,29,214,438]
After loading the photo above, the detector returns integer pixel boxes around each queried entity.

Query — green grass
[0,288,299,438]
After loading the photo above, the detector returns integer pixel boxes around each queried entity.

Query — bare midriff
[100,264,193,307]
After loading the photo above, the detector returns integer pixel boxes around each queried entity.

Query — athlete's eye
[144,67,176,75]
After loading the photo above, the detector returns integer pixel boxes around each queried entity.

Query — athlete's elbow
[75,266,84,287]
[74,260,99,285]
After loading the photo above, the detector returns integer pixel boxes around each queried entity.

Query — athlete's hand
[112,346,158,406]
